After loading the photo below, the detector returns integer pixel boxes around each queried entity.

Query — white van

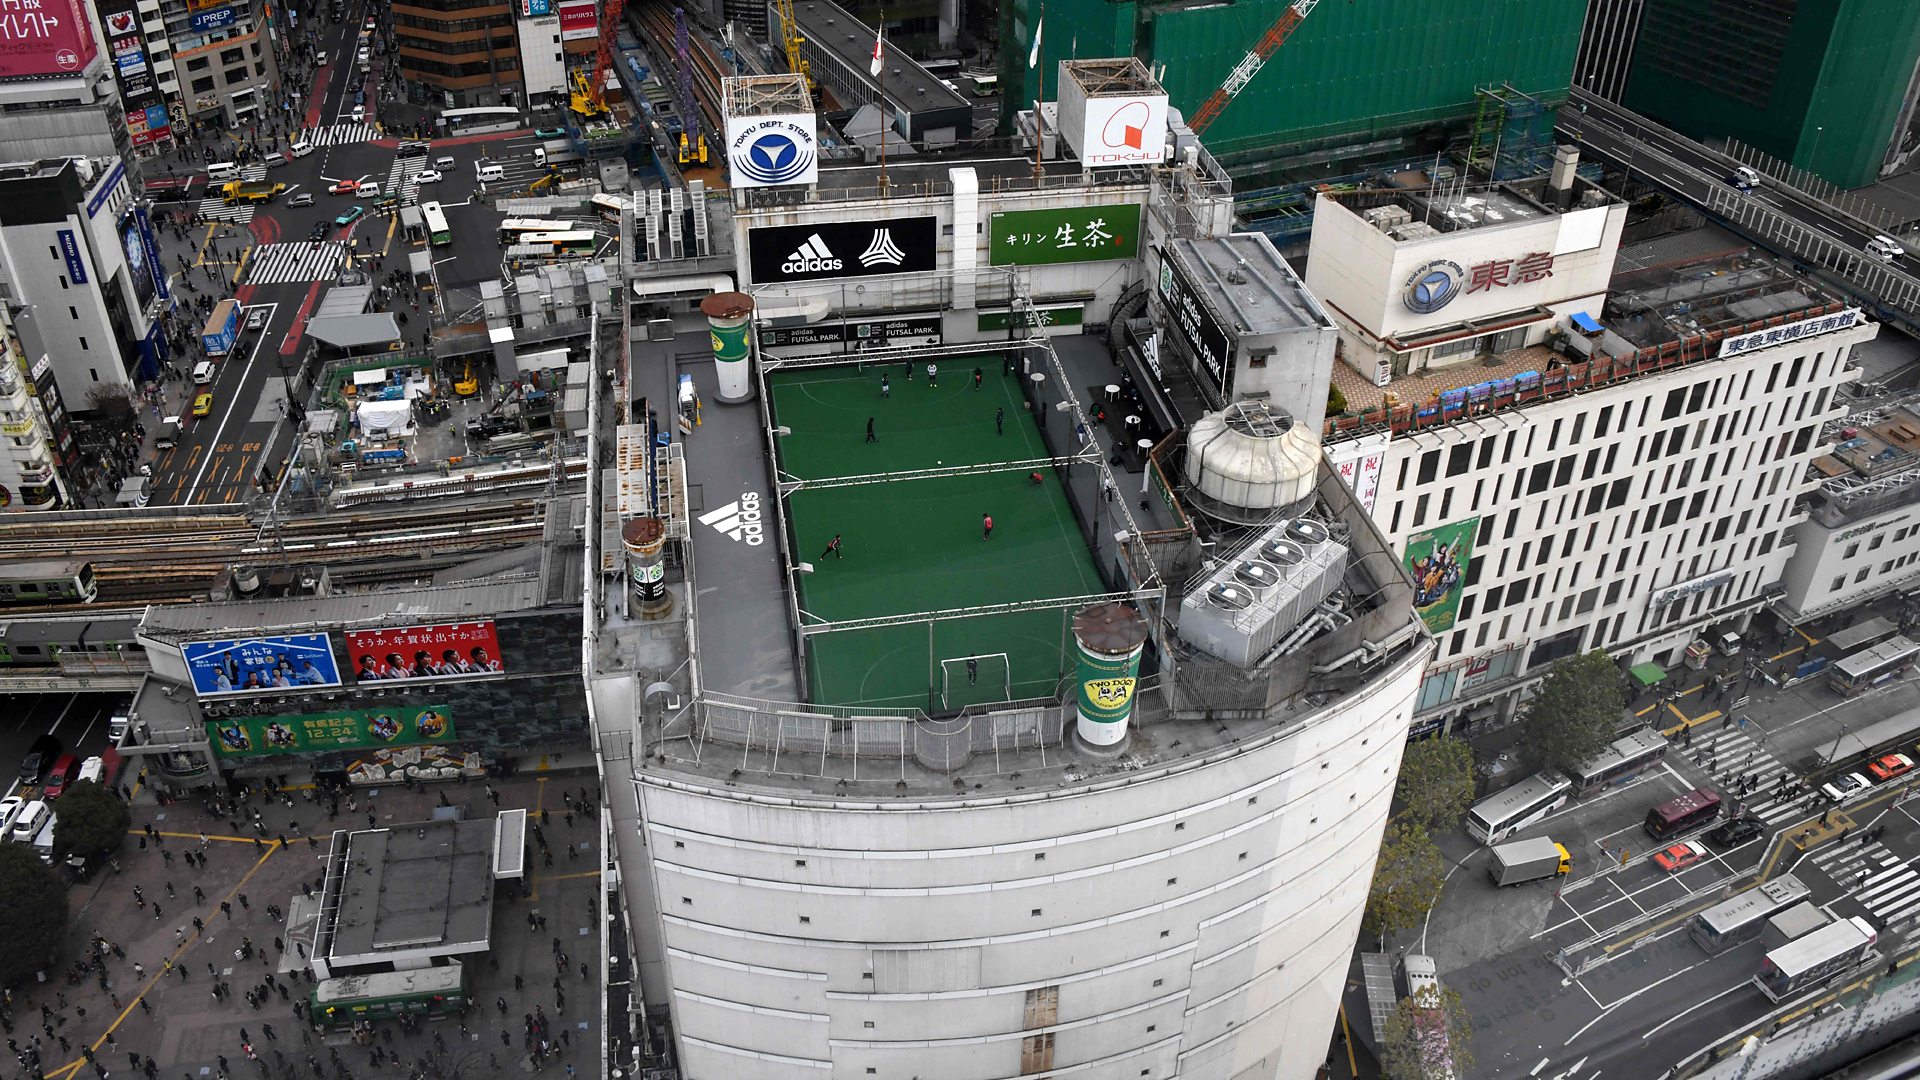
[207,162,240,182]
[532,147,546,167]
[10,800,48,843]
[433,155,456,171]
[1867,235,1906,263]
[192,359,216,385]
[77,756,103,785]
[289,139,314,158]
[475,162,504,182]
[356,180,380,198]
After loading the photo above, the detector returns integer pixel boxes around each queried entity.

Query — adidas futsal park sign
[750,216,938,284]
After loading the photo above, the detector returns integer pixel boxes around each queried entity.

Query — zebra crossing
[242,241,351,285]
[1680,725,1810,824]
[386,153,427,207]
[1807,840,1920,937]
[296,122,379,147]
[192,164,269,223]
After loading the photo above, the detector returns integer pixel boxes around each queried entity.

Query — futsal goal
[940,652,1011,710]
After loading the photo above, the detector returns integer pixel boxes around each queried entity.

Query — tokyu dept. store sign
[989,204,1142,266]
[1718,308,1863,358]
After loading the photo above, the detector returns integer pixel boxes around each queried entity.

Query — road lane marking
[1640,980,1750,1040]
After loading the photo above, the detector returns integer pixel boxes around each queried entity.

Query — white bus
[1754,915,1878,1002]
[1566,726,1668,796]
[420,201,451,246]
[441,105,521,134]
[498,218,581,244]
[1829,636,1920,696]
[1688,874,1811,954]
[1466,772,1572,844]
[520,230,597,255]
[1400,954,1455,1080]
[589,193,626,221]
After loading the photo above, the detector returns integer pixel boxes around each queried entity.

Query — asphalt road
[1557,89,1917,278]
[138,0,548,506]
[0,693,126,803]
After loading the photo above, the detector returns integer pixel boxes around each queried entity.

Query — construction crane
[1189,0,1319,135]
[565,0,627,120]
[773,0,813,95]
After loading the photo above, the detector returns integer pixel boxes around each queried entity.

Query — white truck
[1488,836,1571,886]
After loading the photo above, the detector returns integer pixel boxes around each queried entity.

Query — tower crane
[567,0,625,119]
[1188,0,1319,135]
[774,0,813,95]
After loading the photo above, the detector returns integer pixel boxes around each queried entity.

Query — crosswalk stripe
[193,199,256,224]
[1865,876,1920,910]
[296,122,379,147]
[242,241,351,285]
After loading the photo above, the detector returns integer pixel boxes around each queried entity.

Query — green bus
[310,964,466,1027]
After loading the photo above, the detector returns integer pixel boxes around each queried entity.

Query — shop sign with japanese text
[206,705,455,757]
[989,204,1141,266]
[1719,308,1863,359]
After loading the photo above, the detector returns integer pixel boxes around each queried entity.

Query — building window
[1845,542,1859,559]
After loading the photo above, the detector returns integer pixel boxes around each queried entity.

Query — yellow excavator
[454,361,478,397]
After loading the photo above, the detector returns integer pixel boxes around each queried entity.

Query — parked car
[0,796,23,836]
[1868,753,1915,782]
[246,308,268,330]
[335,205,366,228]
[1652,841,1708,873]
[1822,772,1870,802]
[314,50,328,65]
[1707,816,1764,847]
[410,169,443,185]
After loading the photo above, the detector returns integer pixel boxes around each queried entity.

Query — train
[0,559,99,605]
[0,612,140,669]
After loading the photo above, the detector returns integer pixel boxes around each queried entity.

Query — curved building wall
[633,645,1424,1080]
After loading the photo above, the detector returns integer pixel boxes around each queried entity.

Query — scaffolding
[1467,84,1551,181]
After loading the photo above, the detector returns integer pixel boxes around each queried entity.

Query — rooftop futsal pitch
[767,356,1106,713]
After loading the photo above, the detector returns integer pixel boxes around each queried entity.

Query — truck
[30,812,55,864]
[1487,837,1571,886]
[202,298,240,357]
[221,180,286,203]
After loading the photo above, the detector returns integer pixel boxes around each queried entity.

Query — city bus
[440,105,521,134]
[589,193,626,221]
[1567,727,1668,797]
[1645,787,1722,840]
[311,965,467,1028]
[420,201,451,247]
[1688,874,1811,954]
[965,72,998,97]
[521,230,597,255]
[1753,916,1879,1002]
[1401,954,1455,1079]
[1465,772,1572,844]
[1828,636,1920,696]
[497,219,581,244]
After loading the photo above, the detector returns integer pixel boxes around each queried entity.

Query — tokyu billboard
[724,112,818,189]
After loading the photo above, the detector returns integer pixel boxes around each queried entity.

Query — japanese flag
[1028,16,1043,69]
[870,29,884,77]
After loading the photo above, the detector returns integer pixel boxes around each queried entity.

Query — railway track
[634,1,729,154]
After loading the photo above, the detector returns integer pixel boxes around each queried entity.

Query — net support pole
[928,620,937,715]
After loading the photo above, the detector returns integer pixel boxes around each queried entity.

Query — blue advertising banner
[135,206,168,301]
[182,634,344,697]
[519,0,551,14]
[55,230,86,284]
[190,7,234,30]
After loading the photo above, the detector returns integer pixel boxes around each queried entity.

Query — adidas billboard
[749,216,938,284]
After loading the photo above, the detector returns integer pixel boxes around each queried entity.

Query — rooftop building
[314,817,499,978]
[1779,394,1920,622]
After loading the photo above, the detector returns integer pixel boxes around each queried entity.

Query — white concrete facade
[515,15,566,106]
[1779,501,1920,621]
[1304,189,1626,385]
[632,646,1424,1080]
[1364,319,1873,720]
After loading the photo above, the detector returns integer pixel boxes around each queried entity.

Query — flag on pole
[870,27,885,77]
[1028,15,1043,69]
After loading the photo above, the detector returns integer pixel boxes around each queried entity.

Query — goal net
[939,653,1011,711]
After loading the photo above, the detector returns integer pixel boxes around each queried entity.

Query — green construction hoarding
[1405,517,1479,635]
[207,705,455,757]
[989,204,1142,266]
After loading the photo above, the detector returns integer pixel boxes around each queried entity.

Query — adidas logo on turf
[698,493,764,545]
[781,234,841,274]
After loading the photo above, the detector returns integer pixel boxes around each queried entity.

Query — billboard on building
[1075,96,1167,167]
[182,634,343,696]
[748,217,937,284]
[989,204,1141,266]
[0,0,98,78]
[1158,251,1228,391]
[343,621,505,683]
[189,7,235,30]
[724,113,817,188]
[206,705,455,757]
[134,206,167,300]
[54,229,86,284]
[557,0,595,40]
[120,211,156,310]
[1405,517,1479,635]
[519,0,552,14]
